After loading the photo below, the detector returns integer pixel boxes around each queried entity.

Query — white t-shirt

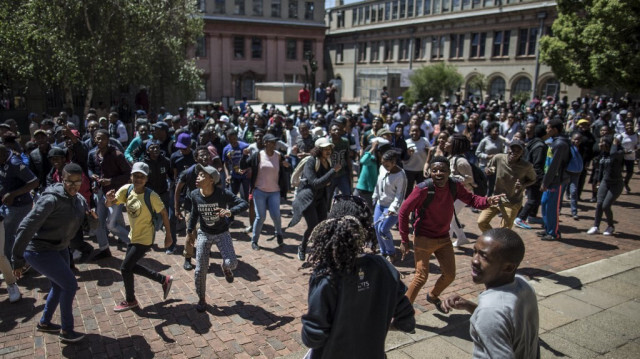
[619,133,639,161]
[403,137,430,172]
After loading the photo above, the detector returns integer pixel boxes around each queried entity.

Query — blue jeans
[541,184,563,237]
[562,174,580,216]
[330,174,352,196]
[95,190,129,248]
[1,204,33,261]
[24,249,77,331]
[374,204,398,256]
[252,188,282,244]
[158,191,176,248]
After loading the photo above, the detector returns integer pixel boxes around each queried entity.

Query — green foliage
[467,74,488,100]
[0,0,203,107]
[403,63,463,104]
[540,0,640,93]
[512,91,531,104]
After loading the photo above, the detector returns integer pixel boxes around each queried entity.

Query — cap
[131,162,150,176]
[0,123,10,129]
[219,115,230,123]
[135,110,147,116]
[196,164,220,184]
[175,132,192,149]
[146,140,160,150]
[153,121,169,130]
[178,107,185,112]
[372,137,390,146]
[170,116,180,123]
[376,128,392,137]
[34,129,48,137]
[576,119,590,126]
[509,139,525,150]
[47,147,66,158]
[263,134,277,143]
[314,137,334,148]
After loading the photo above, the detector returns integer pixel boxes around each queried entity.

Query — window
[517,28,538,56]
[370,41,380,61]
[414,38,423,59]
[452,0,460,11]
[392,1,398,19]
[484,0,494,6]
[371,6,377,22]
[365,5,370,23]
[271,0,281,17]
[196,0,206,12]
[408,0,414,17]
[358,42,367,62]
[214,0,225,14]
[384,40,394,61]
[432,0,440,14]
[196,36,206,57]
[289,0,298,19]
[251,37,263,59]
[512,77,532,95]
[304,2,314,20]
[462,0,471,10]
[489,77,506,98]
[352,7,357,25]
[286,39,297,60]
[399,39,410,60]
[378,4,384,21]
[472,0,481,8]
[470,32,486,58]
[443,0,450,12]
[449,34,464,58]
[431,35,445,59]
[358,7,364,25]
[385,2,391,20]
[234,0,245,15]
[336,44,344,63]
[303,39,313,58]
[400,0,406,18]
[541,78,560,98]
[337,10,345,28]
[252,0,263,15]
[233,37,245,59]
[492,30,510,57]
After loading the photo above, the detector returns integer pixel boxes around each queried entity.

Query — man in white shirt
[403,125,431,196]
[108,112,128,146]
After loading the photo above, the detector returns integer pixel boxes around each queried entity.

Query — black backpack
[453,155,488,196]
[416,177,460,226]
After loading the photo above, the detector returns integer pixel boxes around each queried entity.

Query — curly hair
[328,196,376,245]
[308,216,365,283]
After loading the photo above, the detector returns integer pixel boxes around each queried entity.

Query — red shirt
[298,89,310,104]
[398,181,489,243]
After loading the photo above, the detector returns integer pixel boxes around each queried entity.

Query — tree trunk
[63,83,74,110]
[84,84,94,117]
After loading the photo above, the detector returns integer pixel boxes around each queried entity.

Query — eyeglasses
[63,180,83,186]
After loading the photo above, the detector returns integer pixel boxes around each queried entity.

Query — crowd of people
[0,91,637,356]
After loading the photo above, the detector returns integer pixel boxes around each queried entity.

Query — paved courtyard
[1,175,640,358]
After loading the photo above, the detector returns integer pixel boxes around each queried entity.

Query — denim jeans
[373,204,398,256]
[95,190,129,249]
[562,173,580,216]
[541,184,563,237]
[330,174,352,196]
[158,191,176,248]
[230,177,251,201]
[251,188,282,244]
[24,249,77,331]
[1,204,33,261]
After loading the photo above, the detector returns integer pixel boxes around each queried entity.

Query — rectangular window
[443,0,450,13]
[196,36,207,58]
[431,35,444,59]
[449,34,464,58]
[233,36,245,59]
[336,44,344,63]
[399,39,410,60]
[470,32,486,57]
[271,0,281,17]
[416,0,422,15]
[472,0,481,8]
[432,0,440,14]
[214,0,225,14]
[414,38,423,59]
[252,0,263,15]
[337,10,345,28]
[384,40,394,61]
[358,7,364,25]
[424,0,431,14]
[251,37,262,59]
[304,2,314,20]
[484,0,494,6]
[452,0,460,10]
[371,5,377,22]
[353,7,357,25]
[365,5,370,23]
[286,38,297,60]
[400,0,406,18]
[462,0,471,10]
[358,42,367,62]
[234,0,245,15]
[392,1,398,19]
[492,30,510,57]
[378,4,384,21]
[370,41,380,61]
[289,0,298,19]
[408,0,414,17]
[197,0,206,12]
[385,2,391,20]
[517,28,537,56]
[303,39,313,58]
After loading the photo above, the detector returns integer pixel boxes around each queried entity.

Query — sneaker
[527,216,544,225]
[7,283,21,303]
[536,231,547,237]
[514,218,532,230]
[37,322,62,333]
[183,258,194,271]
[92,248,112,261]
[297,246,305,261]
[589,197,597,203]
[222,265,234,283]
[162,276,173,300]
[453,237,469,248]
[572,214,579,221]
[59,330,84,343]
[625,185,631,194]
[165,247,176,255]
[244,225,253,234]
[276,234,284,247]
[587,226,600,235]
[603,226,615,236]
[540,234,558,241]
[251,242,260,251]
[114,300,138,312]
[196,299,207,313]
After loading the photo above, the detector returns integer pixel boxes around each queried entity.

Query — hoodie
[12,183,88,269]
[542,135,571,188]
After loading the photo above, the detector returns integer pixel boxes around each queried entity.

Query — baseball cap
[135,110,147,116]
[196,164,220,184]
[372,137,390,146]
[263,134,277,143]
[219,115,230,123]
[314,137,334,148]
[47,147,66,158]
[131,162,149,176]
[34,129,48,137]
[146,140,160,150]
[509,139,525,150]
[175,132,192,149]
[376,128,392,136]
[576,119,590,126]
[153,121,169,130]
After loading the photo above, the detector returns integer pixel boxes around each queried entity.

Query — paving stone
[537,305,575,331]
[538,293,602,320]
[589,278,640,300]
[552,319,628,354]
[584,308,640,340]
[564,282,628,309]
[603,342,640,359]
[401,336,470,359]
[539,332,599,359]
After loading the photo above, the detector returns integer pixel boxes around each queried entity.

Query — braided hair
[448,133,471,156]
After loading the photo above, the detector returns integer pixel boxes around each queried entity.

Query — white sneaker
[603,226,615,236]
[587,227,599,235]
[7,283,21,303]
[453,237,470,248]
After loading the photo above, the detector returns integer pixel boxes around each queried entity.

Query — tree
[467,74,488,101]
[540,0,640,93]
[0,0,203,113]
[403,63,463,104]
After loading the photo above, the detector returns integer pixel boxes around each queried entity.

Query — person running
[447,134,475,247]
[106,162,174,312]
[187,165,248,312]
[515,124,548,229]
[442,228,539,359]
[12,163,88,342]
[587,135,625,236]
[398,156,503,309]
[619,121,639,194]
[301,216,415,359]
[372,150,407,263]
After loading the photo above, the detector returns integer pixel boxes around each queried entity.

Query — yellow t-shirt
[115,185,165,245]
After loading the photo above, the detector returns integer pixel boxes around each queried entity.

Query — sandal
[426,293,446,314]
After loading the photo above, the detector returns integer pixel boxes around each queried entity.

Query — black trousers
[121,243,165,302]
[301,205,328,251]
[518,183,543,220]
[404,170,424,199]
[594,181,623,228]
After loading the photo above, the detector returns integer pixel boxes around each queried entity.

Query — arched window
[540,78,560,98]
[489,77,505,99]
[512,77,532,95]
[466,77,482,101]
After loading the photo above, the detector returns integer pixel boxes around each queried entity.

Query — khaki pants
[477,202,523,233]
[406,235,456,303]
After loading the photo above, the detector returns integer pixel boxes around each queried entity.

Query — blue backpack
[566,145,584,174]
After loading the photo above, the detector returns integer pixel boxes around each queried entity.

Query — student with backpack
[446,134,476,247]
[105,162,174,312]
[398,156,504,311]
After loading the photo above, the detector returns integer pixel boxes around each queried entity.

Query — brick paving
[1,174,640,358]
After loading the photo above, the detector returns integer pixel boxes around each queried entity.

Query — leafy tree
[540,0,640,93]
[467,74,488,101]
[403,63,463,104]
[0,0,203,113]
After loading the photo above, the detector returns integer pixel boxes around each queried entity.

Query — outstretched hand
[487,193,506,206]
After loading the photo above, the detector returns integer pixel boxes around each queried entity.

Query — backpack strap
[127,185,156,223]
[418,179,436,219]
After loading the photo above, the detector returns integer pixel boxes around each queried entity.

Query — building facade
[193,0,326,103]
[325,0,583,107]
